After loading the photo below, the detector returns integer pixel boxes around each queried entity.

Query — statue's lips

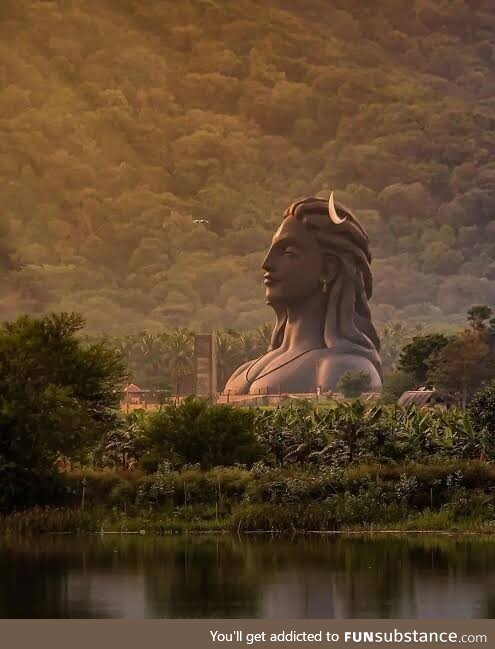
[263,277,280,286]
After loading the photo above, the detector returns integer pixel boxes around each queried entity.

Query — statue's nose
[262,248,275,271]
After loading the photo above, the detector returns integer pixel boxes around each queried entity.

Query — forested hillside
[1,0,495,334]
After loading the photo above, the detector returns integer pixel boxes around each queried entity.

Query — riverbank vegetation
[4,394,495,533]
[2,460,495,534]
[2,311,495,534]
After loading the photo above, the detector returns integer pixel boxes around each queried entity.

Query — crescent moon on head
[328,192,346,225]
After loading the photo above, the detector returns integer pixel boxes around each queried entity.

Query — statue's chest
[246,350,321,394]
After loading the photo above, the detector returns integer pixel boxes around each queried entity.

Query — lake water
[1,534,494,618]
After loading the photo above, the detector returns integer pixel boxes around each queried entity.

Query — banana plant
[316,401,383,465]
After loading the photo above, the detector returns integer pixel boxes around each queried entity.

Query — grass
[2,503,495,535]
[0,505,230,535]
[3,460,495,535]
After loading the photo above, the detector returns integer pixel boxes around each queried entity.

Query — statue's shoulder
[317,350,382,391]
[224,359,253,392]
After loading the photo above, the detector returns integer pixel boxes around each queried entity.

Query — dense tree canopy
[144,398,259,468]
[1,1,495,334]
[0,313,126,473]
[337,369,372,398]
[427,330,495,407]
[398,333,451,385]
[469,380,495,443]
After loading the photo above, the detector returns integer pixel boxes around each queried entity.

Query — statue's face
[262,215,324,304]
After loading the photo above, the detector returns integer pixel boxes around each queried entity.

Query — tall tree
[379,321,424,373]
[399,333,451,385]
[426,330,495,408]
[215,330,240,391]
[165,328,194,395]
[0,312,126,508]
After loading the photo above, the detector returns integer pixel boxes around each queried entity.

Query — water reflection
[0,534,494,618]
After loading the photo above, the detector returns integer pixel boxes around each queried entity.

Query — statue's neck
[278,292,327,352]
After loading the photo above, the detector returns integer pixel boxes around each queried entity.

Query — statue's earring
[321,279,328,293]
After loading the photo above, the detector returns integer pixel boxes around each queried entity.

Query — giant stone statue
[225,194,382,395]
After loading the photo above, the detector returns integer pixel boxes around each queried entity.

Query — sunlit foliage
[1,0,495,333]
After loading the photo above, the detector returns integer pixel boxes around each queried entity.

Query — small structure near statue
[122,383,148,407]
[398,389,451,408]
[121,383,168,411]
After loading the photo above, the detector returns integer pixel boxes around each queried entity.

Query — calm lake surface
[1,534,495,618]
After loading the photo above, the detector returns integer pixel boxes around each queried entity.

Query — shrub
[469,381,495,458]
[140,452,160,474]
[443,489,495,521]
[63,470,135,506]
[136,463,176,508]
[0,462,66,512]
[337,370,372,398]
[144,398,260,468]
[109,481,136,506]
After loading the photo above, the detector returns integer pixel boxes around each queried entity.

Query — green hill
[1,0,495,333]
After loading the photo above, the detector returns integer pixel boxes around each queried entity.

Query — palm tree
[165,328,194,396]
[380,321,423,373]
[140,332,170,384]
[256,322,273,350]
[97,411,147,470]
[215,328,270,391]
[115,335,138,382]
[215,330,238,391]
[139,332,159,359]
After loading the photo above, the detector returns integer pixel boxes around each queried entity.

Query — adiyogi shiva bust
[224,194,383,395]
